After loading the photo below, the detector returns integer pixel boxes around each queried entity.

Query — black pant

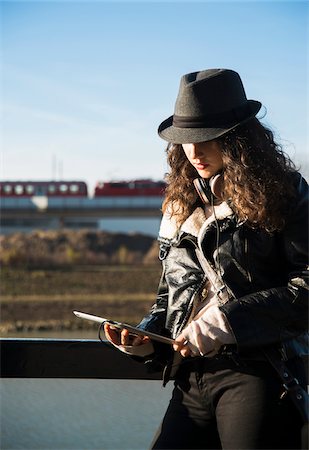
[151,356,303,450]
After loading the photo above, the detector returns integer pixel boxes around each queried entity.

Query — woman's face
[182,140,223,179]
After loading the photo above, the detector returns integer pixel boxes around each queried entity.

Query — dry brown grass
[0,265,161,334]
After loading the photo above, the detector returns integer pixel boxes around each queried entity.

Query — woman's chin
[197,169,214,179]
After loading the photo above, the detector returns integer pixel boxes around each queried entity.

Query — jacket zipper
[245,236,252,283]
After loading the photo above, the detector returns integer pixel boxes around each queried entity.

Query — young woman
[105,69,308,449]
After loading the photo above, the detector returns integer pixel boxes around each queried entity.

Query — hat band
[172,104,251,128]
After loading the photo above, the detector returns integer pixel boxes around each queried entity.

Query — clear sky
[1,0,308,195]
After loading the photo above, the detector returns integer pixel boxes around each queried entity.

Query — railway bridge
[0,196,164,235]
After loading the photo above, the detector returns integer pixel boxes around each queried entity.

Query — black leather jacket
[138,172,308,366]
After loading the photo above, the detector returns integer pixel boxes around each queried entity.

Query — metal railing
[0,338,171,450]
[0,338,162,380]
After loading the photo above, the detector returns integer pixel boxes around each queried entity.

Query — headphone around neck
[193,173,224,205]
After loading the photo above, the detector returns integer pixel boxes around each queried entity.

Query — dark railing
[0,338,162,380]
[1,338,169,450]
[2,338,308,380]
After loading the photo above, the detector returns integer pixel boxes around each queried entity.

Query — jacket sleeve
[220,174,309,350]
[136,260,174,368]
[137,263,169,334]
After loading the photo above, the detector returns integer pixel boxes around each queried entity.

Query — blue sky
[1,0,308,195]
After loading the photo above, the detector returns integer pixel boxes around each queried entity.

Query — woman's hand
[104,323,150,346]
[174,306,235,358]
[173,334,194,358]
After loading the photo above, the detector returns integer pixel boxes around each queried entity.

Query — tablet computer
[73,310,174,345]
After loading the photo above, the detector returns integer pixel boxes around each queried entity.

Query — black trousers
[151,356,304,450]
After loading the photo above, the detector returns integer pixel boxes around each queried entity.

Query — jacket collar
[159,202,234,242]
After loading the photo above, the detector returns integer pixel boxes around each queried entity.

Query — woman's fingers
[173,334,192,357]
[104,323,150,346]
[120,328,131,345]
[173,334,186,351]
[180,346,192,357]
[130,335,150,346]
[104,323,121,345]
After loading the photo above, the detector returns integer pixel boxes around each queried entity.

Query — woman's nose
[190,144,202,159]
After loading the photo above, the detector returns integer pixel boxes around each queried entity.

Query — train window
[69,184,79,193]
[14,185,24,195]
[25,185,34,195]
[48,185,56,193]
[59,184,68,192]
[134,182,150,189]
[112,182,128,188]
[3,185,12,194]
[36,186,45,195]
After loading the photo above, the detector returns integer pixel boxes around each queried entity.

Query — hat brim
[158,100,262,144]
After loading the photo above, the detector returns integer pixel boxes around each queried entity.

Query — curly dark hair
[162,118,297,232]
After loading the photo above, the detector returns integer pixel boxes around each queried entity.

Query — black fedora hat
[158,68,261,144]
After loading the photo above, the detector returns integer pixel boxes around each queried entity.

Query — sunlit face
[182,140,223,179]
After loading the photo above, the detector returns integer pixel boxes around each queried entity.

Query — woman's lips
[195,163,209,170]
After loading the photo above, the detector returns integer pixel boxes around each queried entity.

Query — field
[0,265,162,335]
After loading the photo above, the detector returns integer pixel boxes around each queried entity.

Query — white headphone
[193,173,224,205]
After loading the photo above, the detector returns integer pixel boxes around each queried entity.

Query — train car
[94,179,166,197]
[0,181,88,197]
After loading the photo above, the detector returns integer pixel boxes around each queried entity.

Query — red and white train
[94,179,166,197]
[0,179,166,198]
